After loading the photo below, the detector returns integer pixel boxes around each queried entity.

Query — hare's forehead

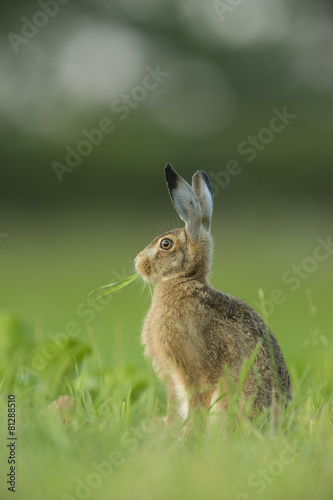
[150,228,186,246]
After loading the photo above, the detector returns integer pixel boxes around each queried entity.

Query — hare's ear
[164,163,202,241]
[192,170,213,232]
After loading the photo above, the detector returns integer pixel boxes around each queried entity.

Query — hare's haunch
[135,164,291,424]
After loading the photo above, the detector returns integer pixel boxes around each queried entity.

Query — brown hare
[135,164,291,427]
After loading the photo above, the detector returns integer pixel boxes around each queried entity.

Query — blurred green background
[1,0,333,380]
[1,1,333,499]
[1,0,332,378]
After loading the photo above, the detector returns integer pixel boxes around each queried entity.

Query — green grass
[1,346,332,500]
[0,209,332,499]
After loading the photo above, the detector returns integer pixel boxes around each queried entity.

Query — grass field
[1,207,332,500]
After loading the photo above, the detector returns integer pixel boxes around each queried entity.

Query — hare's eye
[160,239,173,250]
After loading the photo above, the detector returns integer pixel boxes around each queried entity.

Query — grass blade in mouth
[90,274,139,299]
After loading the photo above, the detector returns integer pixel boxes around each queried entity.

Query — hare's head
[135,164,214,284]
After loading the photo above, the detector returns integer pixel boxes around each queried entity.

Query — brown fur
[135,165,291,425]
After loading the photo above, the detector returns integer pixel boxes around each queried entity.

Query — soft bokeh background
[2,0,333,375]
[1,1,333,497]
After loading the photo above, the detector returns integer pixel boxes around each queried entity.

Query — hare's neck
[153,277,210,301]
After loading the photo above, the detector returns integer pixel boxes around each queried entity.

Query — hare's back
[200,286,291,398]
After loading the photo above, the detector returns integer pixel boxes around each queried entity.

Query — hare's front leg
[174,389,215,438]
[164,378,182,427]
[190,390,215,412]
[180,388,215,435]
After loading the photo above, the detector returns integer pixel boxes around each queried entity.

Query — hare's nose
[134,252,142,267]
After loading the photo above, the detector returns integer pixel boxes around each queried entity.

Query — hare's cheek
[142,260,151,277]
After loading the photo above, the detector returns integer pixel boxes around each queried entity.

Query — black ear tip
[164,163,178,190]
[200,170,213,196]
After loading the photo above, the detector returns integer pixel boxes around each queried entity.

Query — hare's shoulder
[193,284,267,334]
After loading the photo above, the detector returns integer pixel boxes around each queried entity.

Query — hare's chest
[141,306,180,374]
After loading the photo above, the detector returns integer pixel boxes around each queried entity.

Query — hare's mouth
[134,255,152,281]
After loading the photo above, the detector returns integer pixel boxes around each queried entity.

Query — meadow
[0,205,332,500]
